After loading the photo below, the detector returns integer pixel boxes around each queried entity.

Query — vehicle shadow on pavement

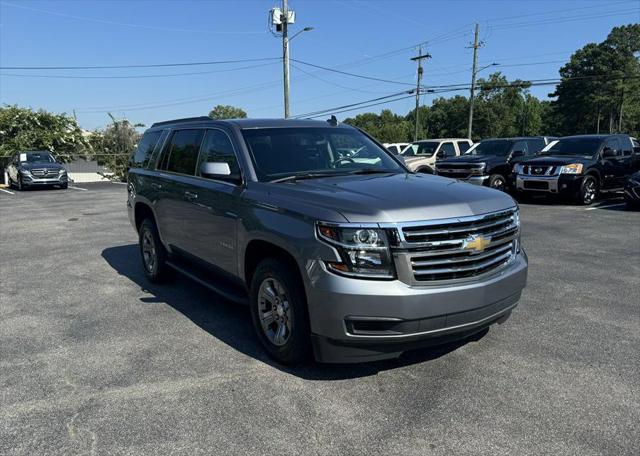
[102,244,481,381]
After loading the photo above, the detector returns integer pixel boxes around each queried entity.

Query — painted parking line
[585,203,626,211]
[110,182,128,185]
[68,185,89,191]
[0,188,15,195]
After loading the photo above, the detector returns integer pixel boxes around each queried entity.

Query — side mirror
[602,147,617,158]
[201,162,231,176]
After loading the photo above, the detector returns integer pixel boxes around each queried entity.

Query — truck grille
[435,163,483,179]
[30,168,59,178]
[521,165,557,176]
[399,208,519,282]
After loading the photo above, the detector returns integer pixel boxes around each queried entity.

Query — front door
[601,137,626,189]
[179,129,243,276]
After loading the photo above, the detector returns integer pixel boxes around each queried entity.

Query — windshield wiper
[270,172,347,183]
[346,169,396,175]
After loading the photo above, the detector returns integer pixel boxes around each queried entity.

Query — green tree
[0,105,88,160]
[208,105,247,119]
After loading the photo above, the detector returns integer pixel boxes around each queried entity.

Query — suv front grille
[30,168,59,178]
[399,209,519,283]
[521,165,557,176]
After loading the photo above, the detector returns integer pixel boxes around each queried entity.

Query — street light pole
[282,0,290,118]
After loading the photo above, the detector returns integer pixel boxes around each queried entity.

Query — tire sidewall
[249,259,311,365]
[139,218,168,283]
[579,175,598,205]
[489,174,507,192]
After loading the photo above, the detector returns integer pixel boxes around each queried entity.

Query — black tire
[61,183,68,189]
[16,174,23,191]
[625,196,640,210]
[578,175,598,205]
[7,175,15,189]
[138,218,171,283]
[249,258,311,365]
[488,174,507,192]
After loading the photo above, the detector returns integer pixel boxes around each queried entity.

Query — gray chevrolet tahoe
[127,116,528,364]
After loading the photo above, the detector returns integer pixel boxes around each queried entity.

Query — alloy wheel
[258,278,292,347]
[583,179,596,204]
[491,177,505,191]
[141,229,157,273]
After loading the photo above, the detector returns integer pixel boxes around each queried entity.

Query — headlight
[470,163,486,175]
[21,169,31,175]
[560,163,583,174]
[59,169,67,174]
[513,164,522,174]
[316,223,395,279]
[628,178,639,186]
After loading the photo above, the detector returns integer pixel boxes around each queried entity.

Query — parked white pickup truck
[402,138,473,173]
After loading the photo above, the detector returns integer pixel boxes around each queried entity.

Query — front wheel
[16,174,23,191]
[249,258,311,365]
[578,175,598,205]
[488,174,507,192]
[138,218,171,283]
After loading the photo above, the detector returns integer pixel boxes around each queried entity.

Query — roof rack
[151,116,212,128]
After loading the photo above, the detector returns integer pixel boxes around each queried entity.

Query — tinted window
[440,142,456,157]
[387,145,399,154]
[604,137,621,153]
[162,129,204,175]
[242,127,402,181]
[197,129,240,178]
[465,140,513,156]
[543,137,603,157]
[511,141,528,155]
[131,131,162,168]
[403,142,439,156]
[525,139,545,154]
[457,141,471,153]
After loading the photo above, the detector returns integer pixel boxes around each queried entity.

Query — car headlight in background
[316,223,395,279]
[59,169,67,174]
[470,163,486,175]
[560,163,583,174]
[21,169,31,175]
[513,164,523,174]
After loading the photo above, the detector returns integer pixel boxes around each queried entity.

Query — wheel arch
[134,201,156,232]
[243,239,305,291]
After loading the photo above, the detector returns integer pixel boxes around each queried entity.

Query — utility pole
[282,0,290,118]
[410,46,431,141]
[467,23,481,140]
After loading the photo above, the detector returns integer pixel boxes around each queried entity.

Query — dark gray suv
[127,117,528,364]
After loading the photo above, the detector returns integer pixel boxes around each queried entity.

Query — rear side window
[160,129,205,175]
[457,141,471,153]
[196,129,240,178]
[131,131,162,168]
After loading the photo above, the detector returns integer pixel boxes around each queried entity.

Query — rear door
[153,129,205,250]
[179,128,243,275]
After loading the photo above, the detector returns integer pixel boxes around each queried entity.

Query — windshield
[464,140,513,156]
[21,152,56,163]
[542,137,603,157]
[242,127,403,182]
[402,142,439,156]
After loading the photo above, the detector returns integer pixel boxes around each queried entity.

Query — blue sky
[1,0,638,130]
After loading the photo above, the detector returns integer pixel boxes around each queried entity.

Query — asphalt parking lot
[1,183,638,456]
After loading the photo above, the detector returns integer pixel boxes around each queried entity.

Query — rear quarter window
[131,131,162,168]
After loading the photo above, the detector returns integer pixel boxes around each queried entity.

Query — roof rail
[151,116,212,128]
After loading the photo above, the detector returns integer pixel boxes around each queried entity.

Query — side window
[525,139,544,155]
[387,145,398,154]
[161,129,205,175]
[457,141,471,153]
[632,139,640,155]
[196,129,240,179]
[131,131,162,168]
[440,142,456,157]
[511,141,528,155]
[604,137,621,155]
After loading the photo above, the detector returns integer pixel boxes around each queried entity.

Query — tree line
[1,24,637,176]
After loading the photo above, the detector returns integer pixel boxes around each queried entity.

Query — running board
[166,260,249,305]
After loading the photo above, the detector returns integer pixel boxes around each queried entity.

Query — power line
[0,1,266,35]
[0,57,279,71]
[0,62,280,79]
[291,59,416,86]
[291,90,414,119]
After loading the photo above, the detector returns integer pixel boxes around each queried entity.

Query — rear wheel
[249,258,311,365]
[578,175,598,205]
[138,218,171,283]
[488,174,507,192]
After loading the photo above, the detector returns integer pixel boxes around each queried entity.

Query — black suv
[514,134,640,205]
[435,137,554,192]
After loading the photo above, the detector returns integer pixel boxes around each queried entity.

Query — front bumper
[21,174,68,186]
[516,174,582,195]
[304,250,528,363]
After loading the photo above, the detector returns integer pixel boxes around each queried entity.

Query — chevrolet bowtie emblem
[462,235,491,253]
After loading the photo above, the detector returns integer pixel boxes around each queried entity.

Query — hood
[20,162,65,171]
[437,155,504,166]
[260,173,516,223]
[520,155,591,166]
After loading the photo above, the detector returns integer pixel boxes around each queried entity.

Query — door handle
[184,191,198,200]
[150,182,162,190]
